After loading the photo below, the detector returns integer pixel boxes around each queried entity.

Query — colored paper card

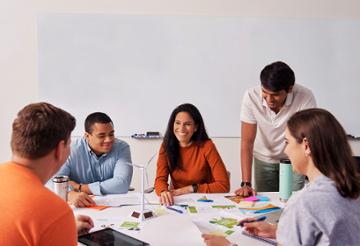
[255,195,270,201]
[188,206,198,214]
[120,221,140,231]
[88,205,110,210]
[225,230,235,235]
[254,207,281,214]
[224,195,244,204]
[197,196,214,202]
[244,196,259,202]
[239,203,278,211]
[209,217,238,229]
[212,205,236,209]
[237,201,256,208]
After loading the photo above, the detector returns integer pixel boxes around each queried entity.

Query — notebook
[242,230,277,245]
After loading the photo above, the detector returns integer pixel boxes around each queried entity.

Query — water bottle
[52,175,69,201]
[279,159,293,202]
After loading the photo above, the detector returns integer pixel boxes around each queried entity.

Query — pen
[239,216,267,227]
[166,206,183,214]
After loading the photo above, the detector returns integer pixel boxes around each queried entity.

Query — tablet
[78,228,149,246]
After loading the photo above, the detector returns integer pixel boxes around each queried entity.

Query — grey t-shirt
[277,175,360,246]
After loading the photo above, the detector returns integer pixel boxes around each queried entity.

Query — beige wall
[1,0,360,191]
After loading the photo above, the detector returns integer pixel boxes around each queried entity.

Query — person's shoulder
[0,162,13,171]
[202,139,214,147]
[297,176,337,207]
[28,186,72,216]
[293,84,314,97]
[244,85,261,98]
[242,85,262,107]
[113,138,130,150]
[71,137,86,150]
[199,139,216,151]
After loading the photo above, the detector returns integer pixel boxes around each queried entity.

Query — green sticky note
[212,205,236,209]
[225,230,235,235]
[188,206,198,213]
[120,221,140,230]
[210,218,238,228]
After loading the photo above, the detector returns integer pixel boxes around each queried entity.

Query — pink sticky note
[244,196,259,202]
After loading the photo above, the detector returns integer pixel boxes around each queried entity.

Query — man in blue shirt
[56,112,133,207]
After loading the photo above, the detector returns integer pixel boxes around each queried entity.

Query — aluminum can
[52,175,69,201]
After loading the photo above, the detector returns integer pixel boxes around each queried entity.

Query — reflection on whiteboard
[38,15,360,137]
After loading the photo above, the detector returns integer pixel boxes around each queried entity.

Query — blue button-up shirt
[56,137,133,195]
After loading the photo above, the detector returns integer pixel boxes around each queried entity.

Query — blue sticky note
[255,195,270,201]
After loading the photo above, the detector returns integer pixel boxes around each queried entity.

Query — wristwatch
[240,181,252,187]
[192,184,198,193]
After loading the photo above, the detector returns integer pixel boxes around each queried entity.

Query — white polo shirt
[240,84,316,163]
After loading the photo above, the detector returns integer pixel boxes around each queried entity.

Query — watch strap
[241,181,252,187]
[192,184,198,193]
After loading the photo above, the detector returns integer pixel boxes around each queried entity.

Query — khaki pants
[254,157,305,192]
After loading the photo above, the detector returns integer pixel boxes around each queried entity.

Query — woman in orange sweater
[154,103,230,205]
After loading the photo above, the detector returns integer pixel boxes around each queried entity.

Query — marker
[175,204,189,208]
[238,216,267,227]
[197,199,214,203]
[166,206,183,214]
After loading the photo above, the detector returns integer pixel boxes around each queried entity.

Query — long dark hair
[163,103,210,171]
[287,108,360,198]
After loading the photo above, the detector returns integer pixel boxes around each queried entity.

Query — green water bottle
[279,159,293,202]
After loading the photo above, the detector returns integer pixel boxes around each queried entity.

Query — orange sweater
[0,162,77,246]
[155,140,230,195]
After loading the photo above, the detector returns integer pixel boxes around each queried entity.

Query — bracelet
[241,181,251,187]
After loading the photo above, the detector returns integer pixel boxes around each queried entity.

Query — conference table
[74,192,284,246]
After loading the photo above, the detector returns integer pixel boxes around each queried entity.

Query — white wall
[1,0,360,191]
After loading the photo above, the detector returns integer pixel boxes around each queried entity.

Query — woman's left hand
[171,185,193,196]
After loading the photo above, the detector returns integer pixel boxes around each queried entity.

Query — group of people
[1,61,359,245]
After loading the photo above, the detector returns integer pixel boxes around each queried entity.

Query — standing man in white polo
[235,61,316,196]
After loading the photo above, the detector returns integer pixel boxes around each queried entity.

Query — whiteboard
[38,14,360,137]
